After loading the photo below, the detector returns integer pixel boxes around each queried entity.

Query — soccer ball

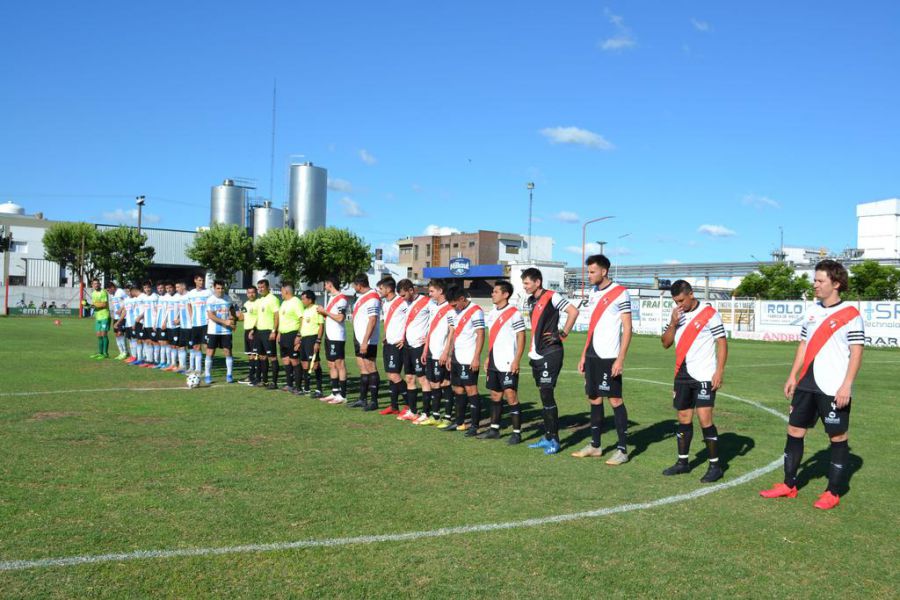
[186,373,201,389]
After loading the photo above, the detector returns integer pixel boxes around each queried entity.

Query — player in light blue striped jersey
[204,280,235,384]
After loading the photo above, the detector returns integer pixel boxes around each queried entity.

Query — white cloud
[698,224,737,237]
[554,211,581,223]
[540,126,614,150]
[359,149,377,165]
[599,10,636,51]
[378,242,400,262]
[742,194,780,209]
[101,208,160,225]
[423,224,461,236]
[664,259,682,265]
[340,197,365,218]
[608,246,632,257]
[564,242,630,256]
[327,178,353,193]
[691,18,711,32]
[411,183,424,193]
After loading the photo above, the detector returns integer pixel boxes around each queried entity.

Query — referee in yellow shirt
[255,279,281,389]
[277,283,303,393]
[298,290,325,397]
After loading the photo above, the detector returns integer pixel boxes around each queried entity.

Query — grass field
[0,317,897,598]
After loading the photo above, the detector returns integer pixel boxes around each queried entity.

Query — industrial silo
[288,163,327,234]
[251,201,286,286]
[210,179,247,227]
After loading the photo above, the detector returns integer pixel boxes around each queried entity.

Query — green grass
[0,317,897,598]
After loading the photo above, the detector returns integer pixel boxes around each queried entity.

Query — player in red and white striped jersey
[415,280,455,426]
[573,255,633,464]
[478,280,526,444]
[349,273,382,410]
[441,286,485,436]
[377,277,410,415]
[661,279,728,483]
[760,260,864,510]
[396,279,432,421]
[317,277,350,404]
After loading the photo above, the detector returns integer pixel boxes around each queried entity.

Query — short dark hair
[247,284,257,291]
[378,277,396,292]
[670,279,693,297]
[194,273,205,280]
[257,278,270,287]
[428,279,447,292]
[300,289,316,301]
[91,278,100,284]
[446,286,468,301]
[323,276,340,289]
[521,268,543,284]
[213,279,225,288]
[142,280,152,288]
[585,254,611,270]
[164,280,174,287]
[493,280,513,297]
[353,273,369,287]
[281,282,295,294]
[105,281,116,289]
[130,284,140,291]
[815,259,849,292]
[397,278,415,292]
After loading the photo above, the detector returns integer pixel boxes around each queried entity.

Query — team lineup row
[86,256,864,509]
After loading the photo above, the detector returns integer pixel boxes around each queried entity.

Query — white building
[857,198,900,259]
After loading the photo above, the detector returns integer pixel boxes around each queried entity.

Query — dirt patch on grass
[28,411,80,421]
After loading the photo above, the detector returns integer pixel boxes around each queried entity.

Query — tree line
[732,261,900,300]
[41,222,371,288]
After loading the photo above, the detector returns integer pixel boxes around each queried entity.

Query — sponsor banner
[858,301,900,347]
[758,301,807,326]
[9,307,78,317]
[732,331,803,343]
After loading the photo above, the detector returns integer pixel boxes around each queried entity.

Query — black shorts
[486,369,519,392]
[789,389,850,435]
[383,342,403,374]
[206,334,232,351]
[133,323,144,339]
[673,376,716,410]
[325,337,346,361]
[584,356,623,399]
[299,335,321,362]
[114,322,126,335]
[403,345,426,377]
[256,329,276,357]
[279,331,299,360]
[157,328,169,343]
[190,325,207,347]
[124,326,133,339]
[354,339,378,360]
[244,329,257,355]
[451,360,478,387]
[427,356,449,385]
[178,327,192,348]
[530,351,563,389]
[148,327,158,341]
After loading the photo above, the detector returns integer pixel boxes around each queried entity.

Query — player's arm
[441,325,455,368]
[361,315,377,348]
[560,303,579,339]
[612,311,633,377]
[186,300,193,326]
[835,344,863,409]
[471,327,484,371]
[317,304,345,322]
[712,336,728,390]
[271,307,279,340]
[512,330,526,374]
[783,341,807,399]
[661,308,681,349]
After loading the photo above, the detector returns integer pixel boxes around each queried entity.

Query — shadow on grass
[794,448,864,497]
[692,432,755,472]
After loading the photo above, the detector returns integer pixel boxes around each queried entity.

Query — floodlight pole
[581,216,614,300]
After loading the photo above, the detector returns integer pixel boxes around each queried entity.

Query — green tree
[42,222,99,285]
[297,227,371,286]
[846,260,900,300]
[93,226,156,285]
[733,263,813,299]
[254,227,303,284]
[185,224,254,287]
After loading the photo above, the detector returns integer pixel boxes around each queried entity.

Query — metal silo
[210,179,247,227]
[288,163,327,234]
[251,201,286,285]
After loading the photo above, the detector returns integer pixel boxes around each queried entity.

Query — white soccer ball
[186,373,201,389]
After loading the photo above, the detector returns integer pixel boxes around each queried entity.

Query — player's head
[352,273,370,292]
[212,280,225,296]
[299,289,316,306]
[397,278,416,301]
[105,281,117,292]
[193,273,205,288]
[377,277,396,297]
[175,281,186,294]
[256,278,270,294]
[142,280,152,294]
[91,278,101,290]
[281,282,295,298]
[520,268,543,295]
[323,276,340,293]
[670,280,695,311]
[585,254,611,285]
[246,284,257,300]
[446,285,469,310]
[428,279,447,302]
[164,280,174,294]
[156,281,165,295]
[492,280,513,305]
[814,259,848,299]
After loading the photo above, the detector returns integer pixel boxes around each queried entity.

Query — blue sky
[2,1,897,266]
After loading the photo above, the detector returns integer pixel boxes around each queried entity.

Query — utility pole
[136,196,146,235]
[526,182,535,263]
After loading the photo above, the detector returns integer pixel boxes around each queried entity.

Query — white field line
[579,359,900,373]
[0,387,190,398]
[0,378,787,573]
